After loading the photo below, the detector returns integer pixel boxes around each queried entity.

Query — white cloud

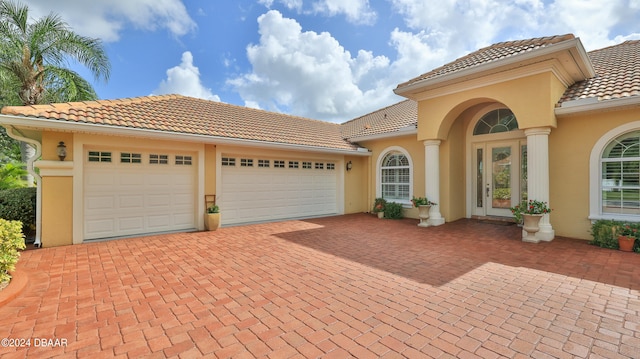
[389,0,640,52]
[312,0,376,25]
[228,10,394,122]
[22,0,196,42]
[153,52,220,102]
[260,0,376,25]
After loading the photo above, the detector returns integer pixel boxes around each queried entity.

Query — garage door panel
[119,195,144,209]
[86,196,115,211]
[85,218,115,238]
[221,157,338,225]
[118,216,144,231]
[84,150,196,240]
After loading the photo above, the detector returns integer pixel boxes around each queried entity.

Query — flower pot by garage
[522,214,543,243]
[377,211,384,219]
[417,205,431,227]
[205,213,220,231]
[618,235,635,252]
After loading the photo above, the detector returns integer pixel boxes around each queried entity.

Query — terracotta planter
[417,205,431,227]
[522,214,543,243]
[618,235,636,252]
[377,211,384,219]
[205,213,220,231]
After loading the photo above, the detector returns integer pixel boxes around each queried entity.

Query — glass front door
[473,141,526,217]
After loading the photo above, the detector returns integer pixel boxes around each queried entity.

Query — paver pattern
[1,214,639,358]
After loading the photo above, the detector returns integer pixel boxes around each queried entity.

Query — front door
[472,141,527,217]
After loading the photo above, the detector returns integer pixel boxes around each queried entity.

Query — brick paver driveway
[1,214,639,358]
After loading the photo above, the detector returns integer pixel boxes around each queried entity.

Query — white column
[525,127,554,241]
[424,140,445,226]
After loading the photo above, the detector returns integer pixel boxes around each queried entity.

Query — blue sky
[22,0,640,123]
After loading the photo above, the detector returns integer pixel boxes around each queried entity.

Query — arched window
[381,151,410,201]
[473,109,519,135]
[601,131,640,215]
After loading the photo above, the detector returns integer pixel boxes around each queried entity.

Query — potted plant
[510,201,525,226]
[412,196,437,227]
[492,188,511,208]
[517,199,551,243]
[616,224,637,252]
[372,198,387,219]
[205,204,220,231]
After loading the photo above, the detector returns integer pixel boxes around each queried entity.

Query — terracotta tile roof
[341,99,416,139]
[396,34,576,90]
[560,40,640,103]
[1,94,360,151]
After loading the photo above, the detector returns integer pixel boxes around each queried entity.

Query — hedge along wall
[0,187,36,235]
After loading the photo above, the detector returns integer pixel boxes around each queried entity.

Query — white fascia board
[0,114,371,157]
[555,96,640,116]
[395,38,593,97]
[348,128,417,142]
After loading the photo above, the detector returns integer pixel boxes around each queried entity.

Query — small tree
[0,0,111,185]
[0,218,26,284]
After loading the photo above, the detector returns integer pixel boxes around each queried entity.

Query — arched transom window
[601,131,640,215]
[381,152,410,201]
[473,108,519,135]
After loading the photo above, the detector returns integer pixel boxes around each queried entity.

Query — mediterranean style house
[1,34,639,247]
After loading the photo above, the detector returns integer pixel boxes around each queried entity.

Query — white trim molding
[589,121,640,222]
[424,140,445,226]
[524,127,554,241]
[376,146,414,207]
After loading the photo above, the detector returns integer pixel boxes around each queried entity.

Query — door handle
[486,184,490,198]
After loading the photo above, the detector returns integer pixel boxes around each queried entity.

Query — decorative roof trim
[555,96,640,117]
[0,114,371,156]
[348,128,417,142]
[395,37,595,97]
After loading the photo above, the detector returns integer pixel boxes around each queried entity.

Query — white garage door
[220,156,338,225]
[84,150,196,240]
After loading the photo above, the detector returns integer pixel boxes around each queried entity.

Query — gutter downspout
[5,126,42,248]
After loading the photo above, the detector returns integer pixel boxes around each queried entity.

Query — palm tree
[0,0,111,183]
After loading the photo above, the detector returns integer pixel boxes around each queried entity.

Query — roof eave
[394,37,595,99]
[555,96,640,117]
[347,128,417,142]
[0,115,371,156]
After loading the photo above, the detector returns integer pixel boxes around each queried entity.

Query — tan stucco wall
[42,131,74,161]
[358,135,425,219]
[40,176,73,247]
[552,108,640,240]
[417,72,566,141]
[205,144,217,200]
[344,155,368,214]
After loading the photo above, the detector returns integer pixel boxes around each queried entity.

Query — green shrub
[0,218,26,283]
[384,202,404,219]
[0,187,36,234]
[590,219,640,251]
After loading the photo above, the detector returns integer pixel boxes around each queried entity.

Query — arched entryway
[466,104,526,218]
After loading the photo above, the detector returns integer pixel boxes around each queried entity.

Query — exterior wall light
[346,160,353,171]
[57,141,67,161]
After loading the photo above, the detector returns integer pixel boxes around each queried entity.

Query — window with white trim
[302,161,312,169]
[326,163,335,170]
[381,152,410,201]
[473,108,519,135]
[221,157,236,166]
[121,153,142,163]
[88,151,112,162]
[315,162,324,169]
[175,155,192,165]
[258,159,270,168]
[241,158,254,167]
[601,131,640,215]
[150,154,169,164]
[274,160,285,168]
[289,161,299,169]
